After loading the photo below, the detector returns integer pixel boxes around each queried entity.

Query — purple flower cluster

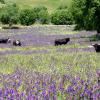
[0,68,100,100]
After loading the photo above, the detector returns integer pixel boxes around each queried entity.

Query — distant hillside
[5,0,72,12]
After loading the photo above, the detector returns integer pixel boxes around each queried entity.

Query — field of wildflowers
[0,26,100,99]
[0,52,100,99]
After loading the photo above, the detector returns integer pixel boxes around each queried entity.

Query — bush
[33,6,49,24]
[0,3,19,27]
[0,13,10,24]
[38,10,49,24]
[51,9,73,25]
[19,9,36,26]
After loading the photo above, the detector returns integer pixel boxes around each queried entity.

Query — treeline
[0,0,100,34]
[0,4,49,26]
[0,3,73,27]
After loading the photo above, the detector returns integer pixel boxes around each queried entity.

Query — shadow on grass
[89,34,100,41]
[2,26,20,29]
[79,34,100,42]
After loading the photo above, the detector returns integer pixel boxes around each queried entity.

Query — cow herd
[0,38,21,46]
[54,37,100,52]
[0,38,11,44]
[0,37,100,52]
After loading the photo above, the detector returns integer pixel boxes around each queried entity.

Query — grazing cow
[13,40,21,46]
[0,38,11,43]
[92,44,100,52]
[55,38,70,46]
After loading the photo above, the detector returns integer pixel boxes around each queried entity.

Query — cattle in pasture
[0,38,11,44]
[13,40,21,46]
[55,38,70,46]
[92,44,100,52]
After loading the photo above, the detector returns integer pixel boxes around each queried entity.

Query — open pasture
[0,25,100,99]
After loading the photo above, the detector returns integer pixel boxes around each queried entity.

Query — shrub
[0,3,19,27]
[38,10,49,24]
[0,13,10,24]
[51,9,73,25]
[19,9,36,26]
[33,6,49,24]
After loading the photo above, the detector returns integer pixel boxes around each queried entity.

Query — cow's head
[92,44,98,48]
[7,38,11,43]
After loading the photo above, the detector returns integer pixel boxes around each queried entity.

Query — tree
[0,0,5,4]
[71,0,100,34]
[71,0,86,29]
[38,10,49,24]
[19,9,36,26]
[33,6,49,24]
[94,1,100,34]
[51,9,73,25]
[0,3,19,27]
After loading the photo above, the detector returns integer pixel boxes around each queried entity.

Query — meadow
[0,0,100,99]
[0,25,100,99]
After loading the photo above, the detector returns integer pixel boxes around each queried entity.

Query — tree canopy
[0,0,5,4]
[19,9,36,26]
[71,0,100,34]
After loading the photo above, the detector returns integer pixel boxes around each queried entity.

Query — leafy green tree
[71,0,100,34]
[94,1,100,34]
[0,0,5,4]
[71,0,86,29]
[33,6,49,24]
[0,3,19,27]
[19,9,36,26]
[51,9,73,25]
[38,9,49,24]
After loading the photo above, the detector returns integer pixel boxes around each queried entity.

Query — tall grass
[5,0,72,12]
[0,52,99,80]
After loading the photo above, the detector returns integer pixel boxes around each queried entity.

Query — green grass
[89,34,100,41]
[5,0,72,12]
[0,43,89,52]
[0,48,11,51]
[36,25,78,35]
[0,25,78,35]
[0,52,100,81]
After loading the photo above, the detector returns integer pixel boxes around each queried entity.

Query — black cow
[0,38,11,43]
[55,38,70,46]
[13,40,21,46]
[92,44,100,52]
